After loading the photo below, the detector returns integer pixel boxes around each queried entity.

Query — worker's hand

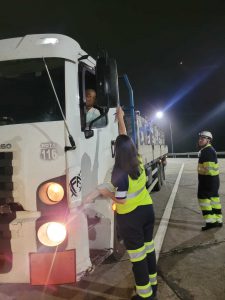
[82,188,101,205]
[82,194,95,204]
[98,188,126,204]
[115,106,124,120]
[115,106,127,135]
[98,188,112,198]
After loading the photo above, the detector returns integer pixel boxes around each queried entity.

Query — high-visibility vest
[116,163,152,214]
[198,144,219,176]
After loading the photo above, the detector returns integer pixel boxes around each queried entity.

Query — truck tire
[159,163,164,186]
[162,164,165,181]
[154,164,162,191]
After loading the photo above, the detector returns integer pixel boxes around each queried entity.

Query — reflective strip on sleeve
[115,191,127,199]
[198,162,219,176]
[127,245,146,262]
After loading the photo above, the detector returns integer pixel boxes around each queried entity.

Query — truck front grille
[0,152,14,273]
[0,152,13,205]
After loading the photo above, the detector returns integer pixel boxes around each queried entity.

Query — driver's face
[86,90,96,108]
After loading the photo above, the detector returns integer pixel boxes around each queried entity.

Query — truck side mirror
[96,51,119,108]
[84,129,94,139]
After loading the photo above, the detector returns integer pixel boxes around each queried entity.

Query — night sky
[1,0,225,152]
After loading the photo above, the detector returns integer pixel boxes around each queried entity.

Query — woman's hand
[98,188,126,204]
[115,106,124,120]
[82,188,101,204]
[116,106,127,135]
[82,194,94,204]
[98,188,114,198]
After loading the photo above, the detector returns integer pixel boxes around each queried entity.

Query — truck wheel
[159,163,164,186]
[154,164,162,191]
[162,164,165,181]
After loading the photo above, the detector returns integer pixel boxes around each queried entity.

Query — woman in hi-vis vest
[84,107,157,300]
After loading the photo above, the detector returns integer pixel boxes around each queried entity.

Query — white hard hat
[199,131,213,140]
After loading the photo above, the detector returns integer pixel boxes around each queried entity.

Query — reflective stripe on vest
[126,185,145,198]
[198,144,219,176]
[198,162,219,176]
[115,161,152,214]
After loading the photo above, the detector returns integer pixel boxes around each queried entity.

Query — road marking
[154,163,184,261]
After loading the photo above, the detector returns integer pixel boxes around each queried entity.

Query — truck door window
[79,64,107,131]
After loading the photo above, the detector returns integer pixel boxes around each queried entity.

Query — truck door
[78,57,119,258]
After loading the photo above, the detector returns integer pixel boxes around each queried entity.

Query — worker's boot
[131,295,156,300]
[131,291,156,300]
[202,222,219,231]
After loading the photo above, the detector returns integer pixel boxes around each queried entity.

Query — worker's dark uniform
[112,161,157,299]
[198,144,223,224]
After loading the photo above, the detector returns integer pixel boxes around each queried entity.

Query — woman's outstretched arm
[116,106,127,135]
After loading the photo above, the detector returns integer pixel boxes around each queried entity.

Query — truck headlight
[47,183,64,202]
[37,222,67,246]
[38,182,64,205]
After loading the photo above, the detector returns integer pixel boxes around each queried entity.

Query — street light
[155,111,174,157]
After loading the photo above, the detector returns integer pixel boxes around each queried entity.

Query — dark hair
[112,135,141,180]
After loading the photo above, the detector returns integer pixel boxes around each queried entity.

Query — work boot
[131,296,155,300]
[202,222,219,231]
[131,294,156,300]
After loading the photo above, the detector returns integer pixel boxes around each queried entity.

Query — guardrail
[167,152,225,158]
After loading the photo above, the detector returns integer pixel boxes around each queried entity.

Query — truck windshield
[0,58,65,125]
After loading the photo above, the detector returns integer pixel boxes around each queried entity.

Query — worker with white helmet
[197,130,223,230]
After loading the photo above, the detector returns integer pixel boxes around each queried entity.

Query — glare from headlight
[47,222,67,243]
[37,222,67,247]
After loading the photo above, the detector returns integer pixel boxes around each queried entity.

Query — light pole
[156,111,174,157]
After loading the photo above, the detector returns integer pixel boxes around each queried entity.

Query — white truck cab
[0,34,167,285]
